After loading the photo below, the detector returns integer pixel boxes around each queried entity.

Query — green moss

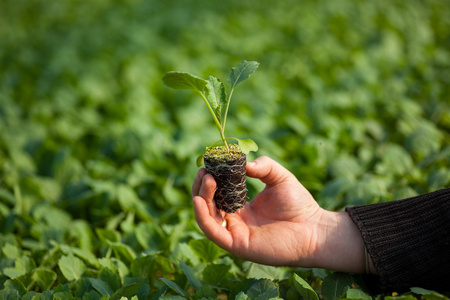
[204,144,243,161]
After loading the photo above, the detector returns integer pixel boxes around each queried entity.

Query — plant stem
[197,91,229,152]
[220,129,229,152]
[222,87,235,132]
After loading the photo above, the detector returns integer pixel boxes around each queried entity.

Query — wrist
[310,210,367,273]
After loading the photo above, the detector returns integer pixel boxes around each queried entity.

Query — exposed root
[204,153,247,213]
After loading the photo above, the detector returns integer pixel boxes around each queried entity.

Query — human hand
[192,156,368,273]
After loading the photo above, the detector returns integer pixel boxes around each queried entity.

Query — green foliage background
[0,0,449,299]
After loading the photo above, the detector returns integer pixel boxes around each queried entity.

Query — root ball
[204,145,247,213]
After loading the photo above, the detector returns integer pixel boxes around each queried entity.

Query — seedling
[163,60,259,212]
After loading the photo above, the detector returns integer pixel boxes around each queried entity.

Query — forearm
[345,188,450,293]
[308,210,376,274]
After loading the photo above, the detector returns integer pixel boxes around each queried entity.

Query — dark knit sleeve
[345,188,450,294]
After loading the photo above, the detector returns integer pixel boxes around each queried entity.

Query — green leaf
[28,290,53,300]
[2,243,21,259]
[54,287,75,300]
[3,256,36,278]
[110,283,149,300]
[194,285,217,299]
[82,290,103,300]
[0,289,20,300]
[110,242,136,263]
[235,291,248,300]
[410,287,446,299]
[205,76,227,122]
[322,273,353,300]
[159,277,190,299]
[162,71,208,93]
[410,287,440,295]
[202,263,231,286]
[135,222,165,252]
[384,295,417,300]
[179,260,202,290]
[34,268,57,291]
[4,279,27,297]
[189,238,222,263]
[89,277,114,296]
[22,291,38,300]
[341,289,371,300]
[173,243,200,266]
[58,254,86,281]
[246,279,279,300]
[196,153,204,167]
[60,244,99,268]
[234,138,258,154]
[99,268,121,293]
[243,262,289,281]
[229,61,259,89]
[96,228,121,244]
[151,286,168,300]
[293,274,319,300]
[130,254,173,279]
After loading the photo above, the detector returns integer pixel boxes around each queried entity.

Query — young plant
[162,60,259,213]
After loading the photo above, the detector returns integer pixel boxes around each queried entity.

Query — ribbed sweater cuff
[345,188,450,293]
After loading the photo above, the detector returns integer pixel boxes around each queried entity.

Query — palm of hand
[225,178,322,266]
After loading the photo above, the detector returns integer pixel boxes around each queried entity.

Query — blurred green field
[0,0,449,298]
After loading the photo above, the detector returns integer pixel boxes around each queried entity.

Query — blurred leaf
[135,222,165,252]
[341,288,372,300]
[410,287,446,299]
[4,279,27,297]
[320,178,353,199]
[2,243,22,259]
[243,262,289,281]
[202,264,231,286]
[89,277,114,296]
[110,243,136,264]
[159,277,190,299]
[375,144,413,176]
[235,291,248,300]
[292,274,318,300]
[34,269,57,291]
[96,229,121,244]
[58,255,86,281]
[328,157,362,180]
[427,169,450,191]
[0,290,20,300]
[179,260,202,290]
[194,285,217,299]
[110,283,149,300]
[321,273,353,300]
[3,256,36,279]
[189,238,222,263]
[246,279,279,300]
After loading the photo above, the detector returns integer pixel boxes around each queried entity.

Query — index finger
[192,168,207,197]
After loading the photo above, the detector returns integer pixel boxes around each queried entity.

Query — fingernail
[247,161,256,167]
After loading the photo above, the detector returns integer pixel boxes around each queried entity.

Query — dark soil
[204,144,247,213]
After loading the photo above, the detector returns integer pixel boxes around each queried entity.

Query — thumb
[246,156,292,187]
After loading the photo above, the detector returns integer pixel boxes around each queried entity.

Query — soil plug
[204,144,247,213]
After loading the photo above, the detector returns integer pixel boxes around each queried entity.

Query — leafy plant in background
[0,0,449,298]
